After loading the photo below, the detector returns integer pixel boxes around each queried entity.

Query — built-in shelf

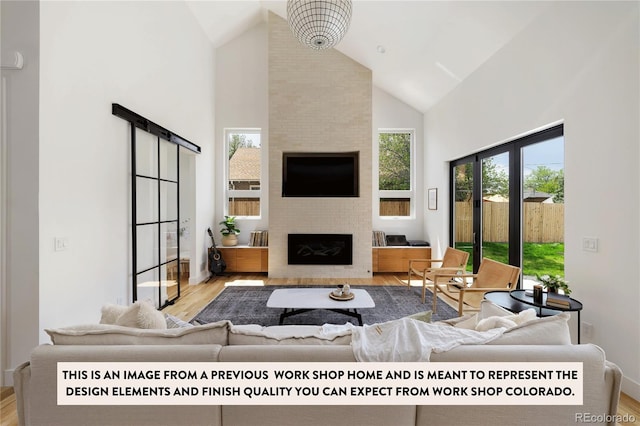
[372,247,431,273]
[216,246,431,274]
[217,246,268,273]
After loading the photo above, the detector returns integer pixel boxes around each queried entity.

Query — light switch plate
[582,237,598,252]
[54,237,69,252]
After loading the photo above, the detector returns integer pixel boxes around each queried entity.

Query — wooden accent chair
[408,247,470,303]
[432,258,521,316]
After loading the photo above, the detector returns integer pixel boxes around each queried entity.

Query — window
[377,130,414,217]
[450,124,564,285]
[225,129,262,218]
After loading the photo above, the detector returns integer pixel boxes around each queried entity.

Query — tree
[379,133,410,190]
[453,158,508,201]
[481,158,508,197]
[525,166,564,202]
[454,163,473,201]
[228,134,248,159]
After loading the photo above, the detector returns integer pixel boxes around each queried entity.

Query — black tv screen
[282,152,359,197]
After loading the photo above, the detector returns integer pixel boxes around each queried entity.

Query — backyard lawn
[455,242,565,278]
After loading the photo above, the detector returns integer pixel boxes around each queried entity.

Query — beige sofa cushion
[45,321,230,345]
[229,324,352,345]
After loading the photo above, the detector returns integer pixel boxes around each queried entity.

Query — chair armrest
[433,273,477,279]
[408,258,443,267]
[459,287,511,292]
[426,267,466,272]
[409,259,444,277]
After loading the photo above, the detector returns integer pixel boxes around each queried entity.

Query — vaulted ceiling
[185,1,551,113]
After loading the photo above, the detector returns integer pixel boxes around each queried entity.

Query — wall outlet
[582,237,598,252]
[54,237,69,251]
[582,321,594,339]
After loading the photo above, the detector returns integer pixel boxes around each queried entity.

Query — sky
[522,136,564,175]
[492,136,564,176]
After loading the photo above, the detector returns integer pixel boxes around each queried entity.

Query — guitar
[207,227,226,276]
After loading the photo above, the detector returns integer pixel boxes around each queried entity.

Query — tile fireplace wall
[268,13,373,278]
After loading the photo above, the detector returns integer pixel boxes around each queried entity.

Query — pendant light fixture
[286,0,353,50]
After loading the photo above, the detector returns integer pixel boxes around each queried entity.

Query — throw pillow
[432,309,571,344]
[165,313,194,329]
[487,312,572,345]
[475,309,537,331]
[478,300,513,319]
[475,316,517,331]
[405,310,432,323]
[436,313,478,329]
[99,304,128,325]
[115,301,167,329]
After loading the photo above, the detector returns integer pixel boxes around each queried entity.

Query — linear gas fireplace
[288,234,353,266]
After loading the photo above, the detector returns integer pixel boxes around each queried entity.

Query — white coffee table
[266,288,375,325]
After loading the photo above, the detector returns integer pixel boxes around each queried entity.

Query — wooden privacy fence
[229,198,260,217]
[455,201,564,243]
[380,199,411,216]
[230,199,414,217]
[228,199,563,243]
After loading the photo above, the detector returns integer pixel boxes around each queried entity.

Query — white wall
[0,0,39,386]
[214,22,269,242]
[424,1,639,399]
[372,87,425,241]
[38,1,215,341]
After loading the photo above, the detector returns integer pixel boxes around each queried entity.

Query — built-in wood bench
[217,246,268,272]
[372,246,431,273]
[216,246,431,273]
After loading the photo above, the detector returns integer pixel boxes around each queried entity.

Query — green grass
[454,242,565,277]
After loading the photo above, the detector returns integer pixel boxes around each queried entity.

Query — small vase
[547,287,558,294]
[222,234,238,246]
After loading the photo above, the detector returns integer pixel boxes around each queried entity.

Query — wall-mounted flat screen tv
[282,152,359,197]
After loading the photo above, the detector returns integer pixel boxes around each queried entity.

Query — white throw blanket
[337,318,505,362]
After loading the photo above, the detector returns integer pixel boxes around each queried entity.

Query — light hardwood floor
[1,273,638,425]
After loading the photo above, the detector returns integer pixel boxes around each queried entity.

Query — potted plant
[535,274,571,295]
[219,216,240,246]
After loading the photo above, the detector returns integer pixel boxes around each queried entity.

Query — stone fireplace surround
[268,12,372,278]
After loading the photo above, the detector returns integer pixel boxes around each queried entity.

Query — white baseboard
[622,375,640,402]
[191,272,209,285]
[3,368,14,387]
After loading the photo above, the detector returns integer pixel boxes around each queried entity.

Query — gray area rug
[191,285,459,326]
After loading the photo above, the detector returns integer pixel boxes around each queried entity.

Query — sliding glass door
[481,151,511,267]
[521,135,565,284]
[133,131,180,308]
[452,161,474,272]
[112,104,201,309]
[450,125,564,285]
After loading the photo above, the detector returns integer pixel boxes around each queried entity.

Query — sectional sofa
[13,301,622,426]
